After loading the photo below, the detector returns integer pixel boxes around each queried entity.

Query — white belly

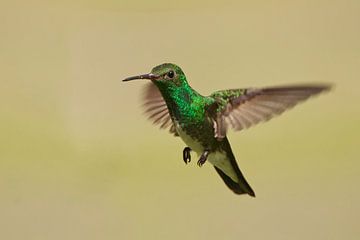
[176,123,204,155]
[175,122,239,182]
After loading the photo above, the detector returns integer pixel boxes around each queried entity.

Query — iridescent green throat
[153,77,210,124]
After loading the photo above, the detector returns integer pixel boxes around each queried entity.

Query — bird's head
[123,63,188,88]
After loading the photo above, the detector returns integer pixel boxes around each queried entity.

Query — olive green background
[1,1,359,239]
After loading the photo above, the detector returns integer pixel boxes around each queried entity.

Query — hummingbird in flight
[123,63,330,197]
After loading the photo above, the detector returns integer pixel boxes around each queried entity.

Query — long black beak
[122,73,159,82]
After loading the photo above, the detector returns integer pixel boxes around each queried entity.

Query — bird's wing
[207,84,331,140]
[142,83,178,136]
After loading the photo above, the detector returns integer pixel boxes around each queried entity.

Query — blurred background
[1,0,359,239]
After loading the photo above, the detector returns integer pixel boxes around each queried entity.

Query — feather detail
[142,83,178,136]
[209,84,331,139]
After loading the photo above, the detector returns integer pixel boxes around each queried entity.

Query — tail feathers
[214,166,255,197]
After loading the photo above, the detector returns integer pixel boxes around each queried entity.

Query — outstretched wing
[142,83,178,136]
[208,84,331,139]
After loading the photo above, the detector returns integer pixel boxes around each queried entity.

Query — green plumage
[123,63,331,196]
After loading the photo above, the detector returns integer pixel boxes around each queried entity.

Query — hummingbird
[123,63,330,197]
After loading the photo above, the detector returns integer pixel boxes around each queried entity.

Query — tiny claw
[197,150,210,167]
[183,147,191,164]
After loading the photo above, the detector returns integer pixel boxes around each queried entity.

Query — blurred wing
[142,83,178,136]
[208,84,331,139]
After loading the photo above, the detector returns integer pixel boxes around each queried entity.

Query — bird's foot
[183,147,191,164]
[197,150,210,167]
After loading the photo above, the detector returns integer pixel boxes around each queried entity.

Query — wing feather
[209,84,331,139]
[142,83,178,136]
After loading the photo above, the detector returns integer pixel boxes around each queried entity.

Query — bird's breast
[174,121,204,155]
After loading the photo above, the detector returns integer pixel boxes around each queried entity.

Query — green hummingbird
[123,63,330,197]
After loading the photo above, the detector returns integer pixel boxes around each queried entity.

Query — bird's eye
[166,70,175,79]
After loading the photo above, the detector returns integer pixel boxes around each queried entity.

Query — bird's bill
[122,73,159,82]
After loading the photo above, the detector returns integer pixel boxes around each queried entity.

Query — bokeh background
[1,0,359,239]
